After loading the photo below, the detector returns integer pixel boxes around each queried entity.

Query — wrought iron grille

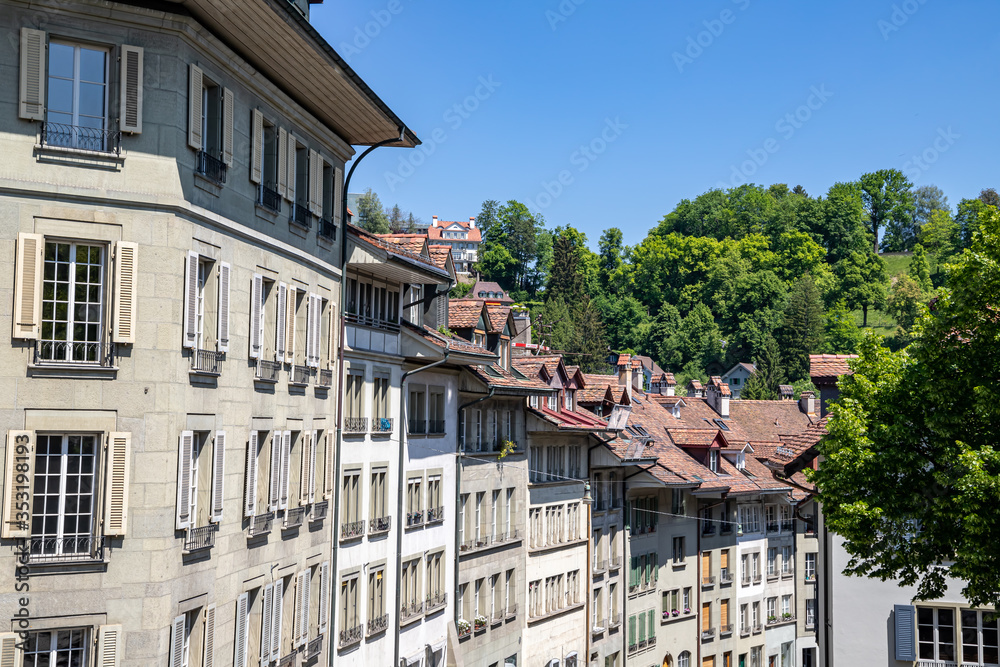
[259,184,282,213]
[408,420,427,435]
[340,520,365,540]
[428,420,445,434]
[249,513,273,537]
[284,507,306,529]
[40,121,121,154]
[291,365,310,385]
[426,506,445,523]
[191,348,223,375]
[366,613,388,636]
[291,203,312,228]
[28,535,105,563]
[319,217,336,240]
[425,592,447,612]
[197,150,228,183]
[310,501,328,522]
[255,359,281,382]
[338,624,362,648]
[344,417,368,434]
[34,340,115,367]
[371,417,393,434]
[369,516,391,535]
[304,636,323,660]
[185,524,217,552]
[318,369,333,387]
[400,601,424,622]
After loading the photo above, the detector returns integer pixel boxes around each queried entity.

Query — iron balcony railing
[191,348,223,375]
[184,524,217,552]
[310,501,328,522]
[34,340,116,367]
[277,654,295,667]
[400,601,424,622]
[284,507,306,529]
[371,417,393,434]
[318,369,333,388]
[40,121,121,154]
[255,359,280,382]
[290,365,310,386]
[28,535,105,563]
[428,419,445,434]
[701,628,715,640]
[781,519,795,531]
[344,312,401,333]
[593,558,607,573]
[291,202,312,229]
[259,184,282,214]
[766,522,780,533]
[702,575,716,587]
[197,150,228,184]
[406,511,424,528]
[338,624,362,648]
[304,636,323,660]
[319,217,336,240]
[720,568,733,584]
[340,520,364,540]
[367,613,388,636]
[426,506,445,523]
[369,515,391,535]
[344,417,368,434]
[408,420,427,435]
[249,513,273,537]
[425,592,447,612]
[720,623,734,636]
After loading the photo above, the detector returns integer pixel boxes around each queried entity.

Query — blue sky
[312,0,1000,248]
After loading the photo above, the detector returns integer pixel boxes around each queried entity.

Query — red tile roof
[665,428,721,447]
[448,300,485,329]
[532,405,609,431]
[427,219,482,243]
[427,244,452,271]
[465,363,552,392]
[617,353,631,366]
[809,354,858,383]
[486,304,512,334]
[402,321,496,358]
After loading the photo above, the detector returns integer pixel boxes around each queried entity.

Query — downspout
[331,128,405,667]
[394,342,451,667]
[696,512,702,667]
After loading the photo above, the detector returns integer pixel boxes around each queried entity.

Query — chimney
[666,383,675,397]
[707,383,730,418]
[431,216,439,227]
[617,356,632,402]
[799,391,816,417]
[469,216,476,228]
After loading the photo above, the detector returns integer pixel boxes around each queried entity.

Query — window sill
[34,142,124,167]
[672,562,686,570]
[189,369,222,378]
[526,601,585,626]
[27,362,118,379]
[193,171,223,196]
[255,203,281,224]
[528,537,588,555]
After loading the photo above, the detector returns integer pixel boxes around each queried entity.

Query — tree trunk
[862,304,869,328]
[873,226,879,255]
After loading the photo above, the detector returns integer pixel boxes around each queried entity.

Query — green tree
[599,227,626,294]
[572,297,609,373]
[356,188,390,234]
[912,184,949,228]
[816,182,869,264]
[598,295,650,352]
[833,251,889,327]
[824,300,862,354]
[886,274,924,333]
[643,303,683,370]
[741,335,784,400]
[979,187,1000,207]
[908,244,932,292]
[954,198,992,250]
[387,204,405,233]
[547,230,584,303]
[780,274,825,382]
[811,208,1000,606]
[858,169,915,253]
[678,302,724,370]
[919,209,959,262]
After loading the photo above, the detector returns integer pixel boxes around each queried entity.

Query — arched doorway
[662,653,673,667]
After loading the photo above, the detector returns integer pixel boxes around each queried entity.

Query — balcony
[610,555,622,569]
[290,365,310,386]
[720,623,733,636]
[190,348,223,375]
[304,636,323,661]
[184,524,217,552]
[609,612,621,627]
[702,575,716,588]
[318,369,333,388]
[338,624,362,648]
[425,592,447,613]
[284,507,306,529]
[408,420,427,435]
[400,601,424,623]
[720,568,733,584]
[426,506,445,523]
[40,121,121,154]
[406,511,424,528]
[27,535,105,564]
[427,419,445,435]
[340,520,365,541]
[197,150,228,184]
[277,654,295,667]
[33,340,116,368]
[369,515,391,535]
[593,559,607,573]
[258,184,282,214]
[310,501,328,522]
[505,603,518,619]
[701,628,715,641]
[366,613,388,636]
[345,312,401,334]
[291,202,312,229]
[781,519,795,532]
[344,417,368,434]
[255,359,280,382]
[740,624,751,637]
[249,512,273,537]
[319,217,336,240]
[371,417,393,434]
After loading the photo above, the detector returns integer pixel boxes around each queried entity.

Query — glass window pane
[78,48,106,84]
[47,78,74,115]
[78,82,106,119]
[48,43,75,79]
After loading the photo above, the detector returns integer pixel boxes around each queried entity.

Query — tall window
[673,536,685,564]
[32,434,98,557]
[408,386,426,435]
[805,599,816,628]
[370,468,387,524]
[340,575,359,633]
[40,242,105,362]
[428,389,445,434]
[368,566,385,624]
[781,546,793,575]
[406,476,423,527]
[345,372,365,431]
[804,553,816,581]
[340,470,361,531]
[47,42,108,150]
[372,375,390,431]
[918,607,957,662]
[427,475,441,519]
[24,629,89,666]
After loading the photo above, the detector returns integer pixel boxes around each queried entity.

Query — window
[738,505,761,534]
[781,546,793,575]
[505,488,514,535]
[427,475,442,520]
[678,653,690,667]
[176,430,226,533]
[492,490,500,537]
[339,574,360,636]
[529,580,543,617]
[182,253,231,363]
[805,599,816,628]
[401,559,421,618]
[751,647,762,667]
[765,505,777,531]
[31,434,100,558]
[766,597,776,621]
[372,374,391,431]
[408,385,427,434]
[683,588,691,610]
[741,554,750,584]
[23,628,90,666]
[458,494,468,545]
[370,467,387,525]
[368,566,386,626]
[804,553,816,581]
[568,445,581,478]
[568,503,579,540]
[767,548,777,576]
[781,595,791,617]
[709,449,719,473]
[40,241,106,363]
[406,475,423,527]
[426,552,444,601]
[801,648,815,667]
[672,489,685,515]
[547,394,557,410]
[169,606,216,667]
[594,588,604,626]
[428,388,445,434]
[740,604,749,632]
[506,569,515,616]
[529,508,542,548]
[915,607,990,663]
[345,371,365,431]
[46,42,109,151]
[752,553,760,581]
[752,601,760,627]
[340,468,361,537]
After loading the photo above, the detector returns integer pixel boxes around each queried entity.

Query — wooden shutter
[100,626,124,667]
[244,431,258,518]
[120,45,143,134]
[249,274,263,359]
[721,549,729,570]
[323,432,333,500]
[169,615,185,667]
[275,283,287,360]
[203,605,216,667]
[19,28,45,121]
[628,615,635,647]
[327,302,337,369]
[333,165,343,226]
[183,251,199,349]
[188,64,203,149]
[112,241,138,344]
[260,584,273,667]
[13,233,43,340]
[702,602,711,632]
[276,128,287,199]
[298,432,309,506]
[103,432,131,536]
[894,604,916,661]
[250,109,263,184]
[304,295,315,368]
[217,262,231,353]
[313,153,325,216]
[285,287,296,365]
[300,570,311,645]
[293,572,304,646]
[271,579,283,662]
[268,433,281,511]
[234,592,249,667]
[308,430,318,503]
[222,88,234,166]
[702,552,711,579]
[210,431,225,523]
[2,431,33,539]
[279,431,291,510]
[286,134,296,203]
[318,561,330,634]
[721,599,729,627]
[0,633,21,667]
[176,431,193,530]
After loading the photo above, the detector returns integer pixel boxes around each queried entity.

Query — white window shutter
[298,431,309,506]
[210,431,226,523]
[2,431,33,539]
[285,287,296,365]
[328,303,337,370]
[293,572,303,647]
[217,262,231,353]
[169,615,186,667]
[334,165,343,226]
[244,431,258,518]
[203,605,216,667]
[188,64,203,150]
[312,296,323,366]
[103,432,131,536]
[222,88,234,166]
[271,579,283,662]
[305,294,316,368]
[0,633,22,667]
[234,592,249,667]
[259,584,273,667]
[277,128,287,199]
[113,241,138,344]
[249,275,263,359]
[18,28,45,121]
[12,233,43,340]
[275,283,287,360]
[309,429,318,504]
[183,251,199,349]
[300,570,311,645]
[119,45,143,134]
[323,432,333,500]
[286,134,297,203]
[318,561,330,634]
[176,431,194,530]
[268,433,281,511]
[97,625,122,667]
[279,431,291,511]
[250,109,263,184]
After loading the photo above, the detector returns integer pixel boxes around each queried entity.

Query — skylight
[714,419,730,431]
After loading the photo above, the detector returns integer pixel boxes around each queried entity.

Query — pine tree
[908,244,932,292]
[742,335,784,400]
[573,298,609,373]
[547,231,583,303]
[781,274,825,382]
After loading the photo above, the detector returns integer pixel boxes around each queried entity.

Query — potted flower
[663,611,670,620]
[683,607,691,614]
[767,615,777,624]
[782,612,793,620]
[457,619,471,636]
[672,609,680,617]
[474,614,487,630]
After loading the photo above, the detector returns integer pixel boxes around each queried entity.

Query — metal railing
[781,519,795,531]
[277,654,295,667]
[184,524,217,552]
[701,628,715,640]
[338,624,362,648]
[291,202,311,228]
[310,501,328,522]
[290,365,310,385]
[34,340,115,367]
[369,515,391,535]
[319,217,336,240]
[255,359,280,382]
[371,417,393,434]
[284,507,306,529]
[400,601,424,622]
[344,312,401,333]
[593,558,607,573]
[304,636,323,660]
[367,613,388,636]
[702,522,717,536]
[318,369,333,387]
[406,511,424,528]
[426,506,445,523]
[40,121,121,154]
[428,419,445,434]
[197,150,228,184]
[191,348,223,375]
[425,592,447,612]
[259,184,282,214]
[340,520,365,540]
[408,420,427,435]
[28,535,105,563]
[720,623,733,636]
[720,568,733,583]
[344,417,368,434]
[766,522,780,533]
[249,512,273,537]
[702,575,716,587]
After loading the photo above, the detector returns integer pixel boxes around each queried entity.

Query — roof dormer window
[736,452,746,471]
[709,450,719,473]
